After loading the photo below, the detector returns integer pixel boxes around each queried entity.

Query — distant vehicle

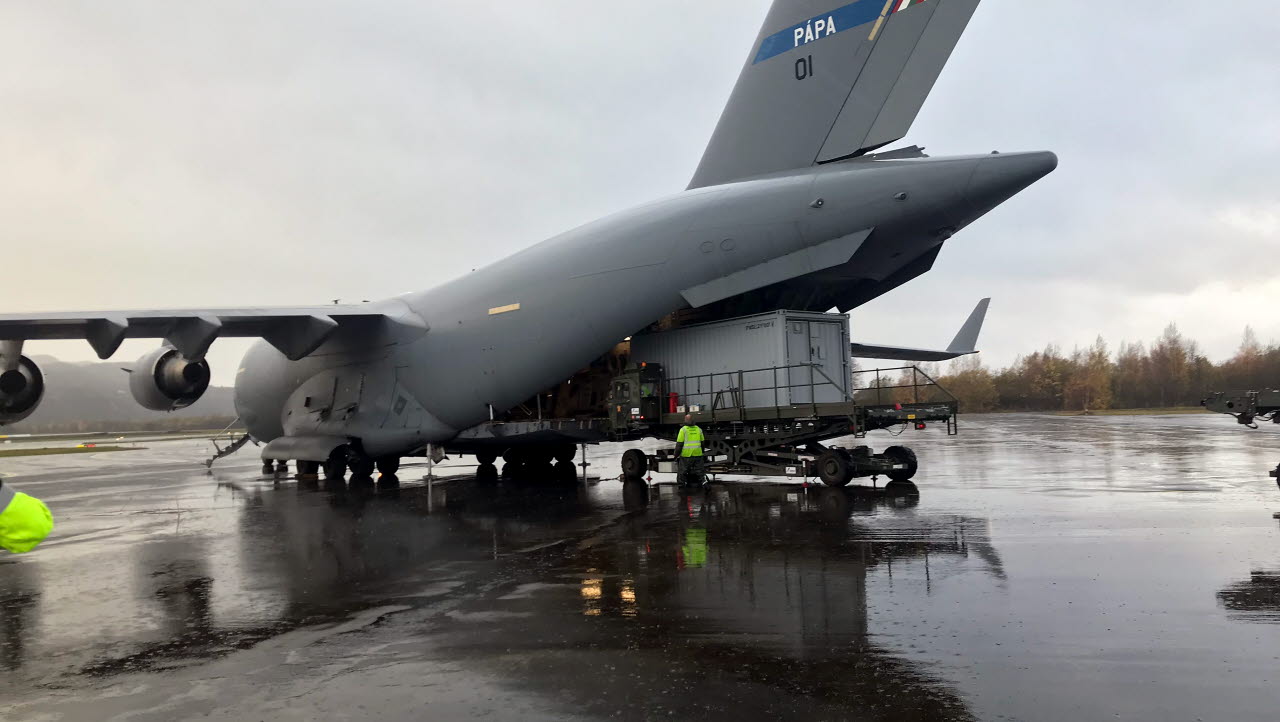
[0,0,1054,480]
[1203,390,1280,481]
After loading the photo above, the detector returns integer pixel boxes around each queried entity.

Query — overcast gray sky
[2,0,1277,384]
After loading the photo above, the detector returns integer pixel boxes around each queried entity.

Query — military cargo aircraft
[0,0,1055,479]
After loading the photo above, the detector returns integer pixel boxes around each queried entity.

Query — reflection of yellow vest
[682,528,708,568]
[676,425,705,457]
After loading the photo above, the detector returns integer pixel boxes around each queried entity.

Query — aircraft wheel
[476,463,499,483]
[297,460,320,477]
[621,449,648,478]
[817,450,852,487]
[527,446,554,467]
[376,457,401,476]
[502,448,523,464]
[349,455,376,479]
[476,450,498,465]
[323,452,347,481]
[553,444,576,463]
[262,461,276,475]
[884,446,918,482]
[276,460,289,473]
[552,461,577,484]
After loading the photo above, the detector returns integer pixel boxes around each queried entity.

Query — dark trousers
[678,455,706,487]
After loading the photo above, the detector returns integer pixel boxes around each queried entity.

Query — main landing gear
[313,447,401,488]
[488,444,577,483]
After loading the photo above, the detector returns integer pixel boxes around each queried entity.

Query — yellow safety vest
[0,483,53,554]
[676,424,705,457]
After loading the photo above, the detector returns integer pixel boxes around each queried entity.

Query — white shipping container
[630,310,851,409]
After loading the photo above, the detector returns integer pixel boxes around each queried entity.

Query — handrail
[850,365,959,404]
[660,363,957,422]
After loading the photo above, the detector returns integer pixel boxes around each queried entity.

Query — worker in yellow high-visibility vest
[675,414,706,487]
[0,479,53,554]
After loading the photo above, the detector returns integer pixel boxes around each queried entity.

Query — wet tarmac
[3,413,1280,720]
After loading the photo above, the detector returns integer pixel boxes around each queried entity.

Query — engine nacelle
[129,347,211,411]
[0,356,45,426]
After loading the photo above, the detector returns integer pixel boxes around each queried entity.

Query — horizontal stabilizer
[850,297,989,361]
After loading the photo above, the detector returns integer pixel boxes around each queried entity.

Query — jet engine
[129,347,211,411]
[0,356,45,425]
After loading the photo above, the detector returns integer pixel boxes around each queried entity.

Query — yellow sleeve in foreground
[0,492,54,554]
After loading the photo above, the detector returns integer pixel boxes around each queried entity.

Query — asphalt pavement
[3,413,1280,721]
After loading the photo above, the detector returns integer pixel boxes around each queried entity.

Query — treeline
[865,324,1279,413]
[6,415,239,436]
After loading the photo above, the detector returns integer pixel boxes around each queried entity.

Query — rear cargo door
[787,320,813,405]
[810,319,850,403]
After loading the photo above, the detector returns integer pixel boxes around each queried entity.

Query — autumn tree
[1111,341,1149,409]
[1148,324,1191,406]
[1064,337,1112,412]
[939,355,998,412]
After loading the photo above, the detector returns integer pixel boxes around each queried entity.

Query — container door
[787,320,812,405]
[810,320,849,403]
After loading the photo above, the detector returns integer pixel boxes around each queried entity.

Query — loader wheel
[376,457,401,476]
[817,450,852,487]
[884,446,918,482]
[476,450,498,465]
[621,449,648,478]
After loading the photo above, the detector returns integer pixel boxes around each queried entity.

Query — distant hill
[3,356,237,434]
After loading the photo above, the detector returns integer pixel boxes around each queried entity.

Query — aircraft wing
[850,297,988,361]
[0,303,427,361]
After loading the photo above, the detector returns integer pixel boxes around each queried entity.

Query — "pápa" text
[794,16,838,48]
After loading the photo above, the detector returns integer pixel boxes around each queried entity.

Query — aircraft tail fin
[689,0,981,189]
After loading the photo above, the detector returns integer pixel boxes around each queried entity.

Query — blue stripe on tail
[753,0,885,64]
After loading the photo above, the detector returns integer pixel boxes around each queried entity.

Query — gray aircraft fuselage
[234,151,1056,457]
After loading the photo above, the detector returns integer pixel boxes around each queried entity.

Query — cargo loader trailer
[452,310,963,486]
[604,310,959,486]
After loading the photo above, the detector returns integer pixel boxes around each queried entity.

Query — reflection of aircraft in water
[78,540,264,676]
[549,481,1004,718]
[0,561,39,672]
[228,475,613,617]
[1218,569,1280,623]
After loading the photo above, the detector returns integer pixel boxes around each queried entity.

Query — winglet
[945,298,990,354]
